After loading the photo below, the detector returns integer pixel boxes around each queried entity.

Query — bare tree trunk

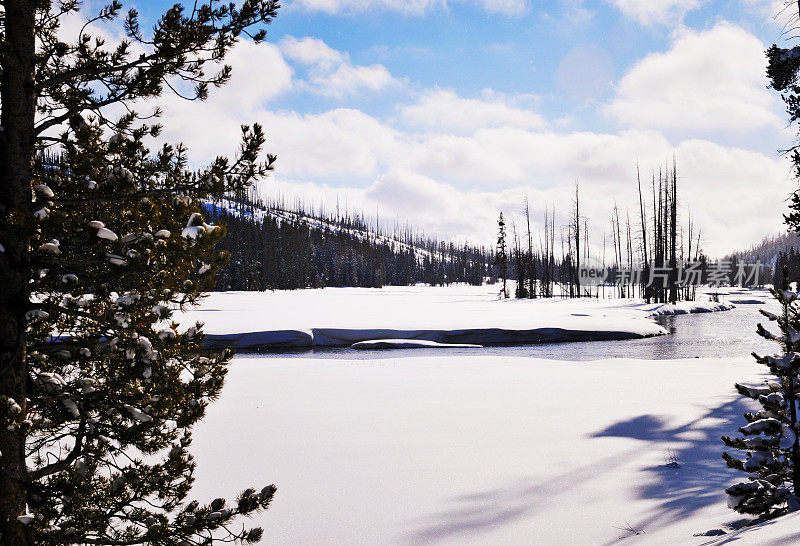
[637,166,650,303]
[625,210,632,298]
[541,212,547,297]
[0,1,36,542]
[512,221,523,298]
[540,209,549,297]
[611,211,618,298]
[613,204,623,298]
[656,171,665,303]
[584,218,593,297]
[602,231,606,299]
[574,182,581,298]
[687,211,693,301]
[561,227,568,298]
[669,159,678,304]
[550,207,555,297]
[525,197,535,298]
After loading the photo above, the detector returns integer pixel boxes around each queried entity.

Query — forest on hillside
[205,198,490,290]
[725,231,800,287]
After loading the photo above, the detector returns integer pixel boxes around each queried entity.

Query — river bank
[183,284,742,350]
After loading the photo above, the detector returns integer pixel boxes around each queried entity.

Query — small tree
[722,267,800,516]
[0,0,279,542]
[494,212,508,298]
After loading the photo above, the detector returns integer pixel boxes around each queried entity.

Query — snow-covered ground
[184,285,735,349]
[190,354,780,545]
[351,339,483,349]
[710,510,800,544]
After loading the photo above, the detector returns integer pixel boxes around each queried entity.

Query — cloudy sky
[97,0,800,256]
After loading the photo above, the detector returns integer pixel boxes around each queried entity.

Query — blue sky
[132,0,786,134]
[80,0,800,255]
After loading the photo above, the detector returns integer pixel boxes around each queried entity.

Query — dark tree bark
[0,0,37,542]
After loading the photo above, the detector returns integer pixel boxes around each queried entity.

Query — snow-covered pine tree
[0,0,279,543]
[722,268,800,516]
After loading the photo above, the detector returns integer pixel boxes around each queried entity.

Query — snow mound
[644,301,734,316]
[351,339,482,349]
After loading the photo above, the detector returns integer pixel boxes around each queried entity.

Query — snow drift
[190,285,689,349]
[351,339,482,349]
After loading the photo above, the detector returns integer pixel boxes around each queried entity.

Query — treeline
[773,248,800,288]
[205,197,491,291]
[497,160,706,303]
[725,231,800,287]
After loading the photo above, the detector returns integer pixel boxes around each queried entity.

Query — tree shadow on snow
[591,397,757,542]
[401,445,642,543]
[403,398,757,544]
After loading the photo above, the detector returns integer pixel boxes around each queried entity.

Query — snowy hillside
[205,198,448,264]
[203,198,490,290]
[725,231,800,269]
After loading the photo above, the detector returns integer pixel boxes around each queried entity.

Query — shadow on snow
[403,396,758,544]
[591,397,757,543]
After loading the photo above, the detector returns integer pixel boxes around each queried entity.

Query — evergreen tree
[0,0,279,542]
[494,213,508,299]
[722,268,800,516]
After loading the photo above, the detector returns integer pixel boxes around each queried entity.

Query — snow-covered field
[190,353,792,545]
[184,285,734,349]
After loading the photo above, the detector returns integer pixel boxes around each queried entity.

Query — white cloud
[157,103,405,179]
[290,0,438,15]
[311,63,396,98]
[261,109,404,177]
[257,134,790,256]
[155,69,790,257]
[279,36,399,98]
[400,89,547,134]
[216,41,294,111]
[89,20,787,259]
[288,0,525,16]
[152,40,294,163]
[605,23,782,132]
[279,36,344,67]
[477,0,526,16]
[605,0,704,25]
[673,139,790,255]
